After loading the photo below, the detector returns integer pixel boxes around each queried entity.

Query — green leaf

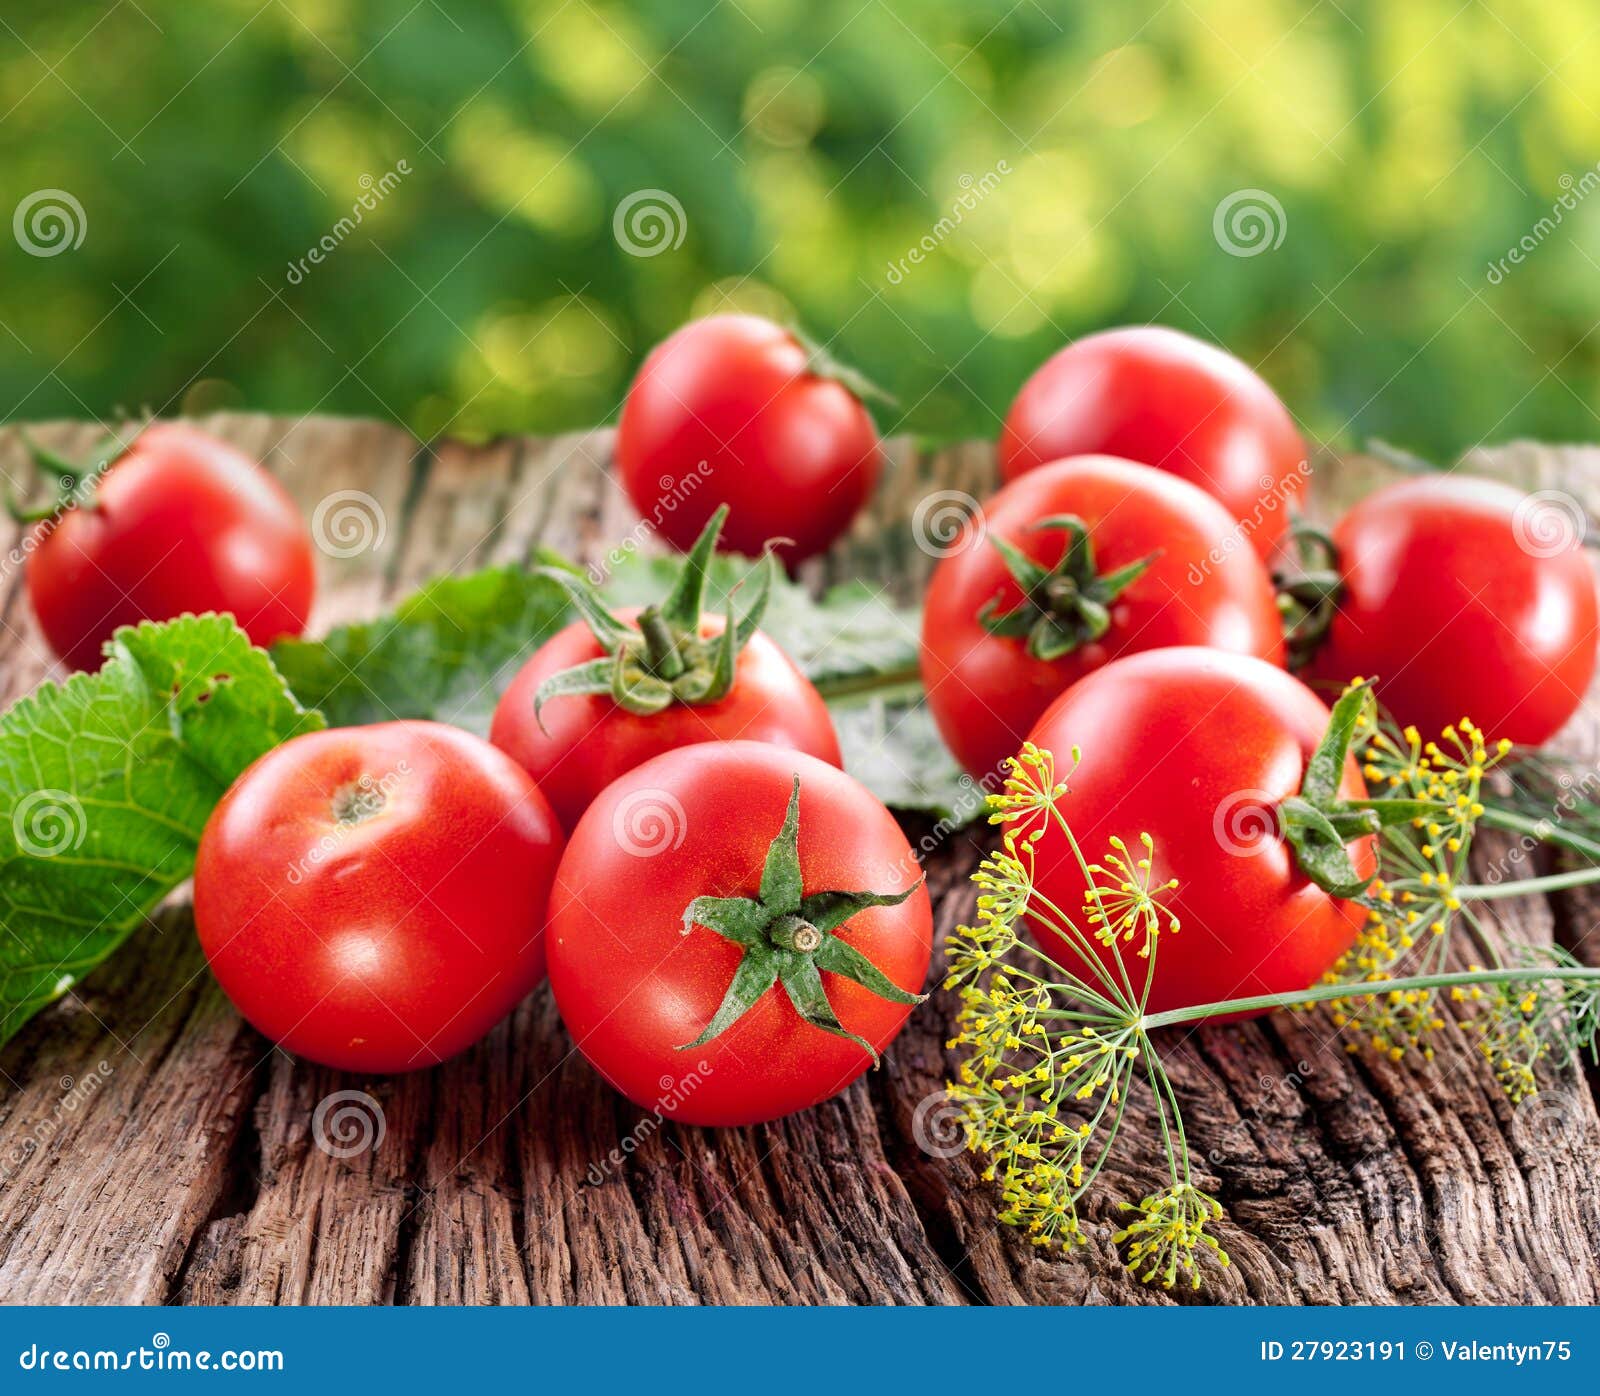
[0,615,323,1045]
[827,701,975,823]
[271,564,571,735]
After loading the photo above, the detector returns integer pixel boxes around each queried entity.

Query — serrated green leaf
[271,564,572,735]
[0,614,323,1045]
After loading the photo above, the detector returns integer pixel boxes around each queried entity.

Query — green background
[3,0,1598,456]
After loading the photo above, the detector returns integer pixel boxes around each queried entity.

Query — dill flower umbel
[944,747,1225,1287]
[1114,1183,1230,1291]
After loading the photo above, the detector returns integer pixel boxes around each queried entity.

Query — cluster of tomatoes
[13,315,1597,1127]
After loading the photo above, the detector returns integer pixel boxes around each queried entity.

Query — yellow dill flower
[1113,1184,1230,1290]
[1082,832,1180,958]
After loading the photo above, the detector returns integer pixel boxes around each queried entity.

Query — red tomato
[195,721,564,1072]
[615,315,883,565]
[24,423,315,670]
[920,455,1285,781]
[492,609,841,830]
[548,742,932,1126]
[1022,648,1372,1015]
[1306,475,1598,746]
[998,326,1307,559]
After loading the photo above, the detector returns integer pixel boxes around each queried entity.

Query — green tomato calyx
[979,515,1159,662]
[675,777,925,1059]
[6,419,147,525]
[1273,519,1345,671]
[532,505,774,722]
[1281,679,1444,897]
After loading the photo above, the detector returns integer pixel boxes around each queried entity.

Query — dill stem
[1479,806,1600,863]
[1454,866,1600,900]
[1140,965,1600,1033]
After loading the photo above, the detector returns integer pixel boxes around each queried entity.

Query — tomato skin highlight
[548,742,932,1127]
[998,326,1306,558]
[195,721,565,1073]
[26,423,316,671]
[920,455,1285,782]
[1023,648,1372,1016]
[491,610,841,831]
[616,315,883,566]
[1307,475,1599,747]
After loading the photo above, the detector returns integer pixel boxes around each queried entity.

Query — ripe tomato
[548,742,931,1126]
[998,326,1307,559]
[920,455,1285,781]
[491,508,839,830]
[615,315,883,566]
[195,721,564,1072]
[1304,475,1598,747]
[23,423,315,671]
[1022,648,1373,1015]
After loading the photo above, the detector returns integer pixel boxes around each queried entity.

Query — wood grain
[0,417,1595,1306]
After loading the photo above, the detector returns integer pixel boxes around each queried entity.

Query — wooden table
[0,416,1597,1305]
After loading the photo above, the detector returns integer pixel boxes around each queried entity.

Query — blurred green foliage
[3,0,1600,455]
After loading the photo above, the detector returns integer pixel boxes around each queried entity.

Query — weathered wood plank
[0,416,1595,1306]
